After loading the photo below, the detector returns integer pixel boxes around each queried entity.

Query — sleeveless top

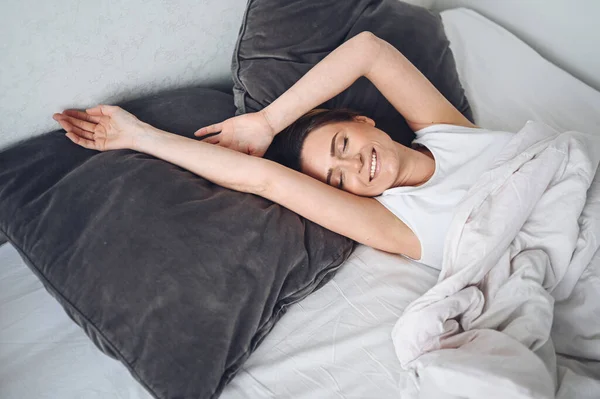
[375,124,514,269]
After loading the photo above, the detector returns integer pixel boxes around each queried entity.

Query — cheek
[382,148,399,173]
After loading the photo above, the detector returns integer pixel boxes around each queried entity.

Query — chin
[366,187,385,197]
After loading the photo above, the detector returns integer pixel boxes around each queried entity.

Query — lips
[369,148,377,181]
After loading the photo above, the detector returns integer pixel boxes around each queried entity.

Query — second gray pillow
[232,0,473,151]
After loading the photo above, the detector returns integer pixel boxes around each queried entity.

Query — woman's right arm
[55,107,419,257]
[258,157,420,258]
[137,124,420,257]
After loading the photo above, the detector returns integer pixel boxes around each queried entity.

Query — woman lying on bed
[53,31,513,270]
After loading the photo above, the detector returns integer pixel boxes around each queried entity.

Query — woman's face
[300,117,402,197]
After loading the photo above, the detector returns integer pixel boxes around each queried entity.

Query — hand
[194,111,275,157]
[53,105,145,151]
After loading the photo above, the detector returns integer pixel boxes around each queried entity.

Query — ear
[354,115,376,127]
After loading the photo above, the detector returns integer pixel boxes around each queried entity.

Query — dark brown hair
[264,108,361,171]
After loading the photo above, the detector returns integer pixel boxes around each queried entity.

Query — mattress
[2,8,600,399]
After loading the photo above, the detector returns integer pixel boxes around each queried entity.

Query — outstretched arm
[197,31,475,155]
[53,106,268,193]
[135,123,267,194]
[54,106,420,258]
[138,125,419,257]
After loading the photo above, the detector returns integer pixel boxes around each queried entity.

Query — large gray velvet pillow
[232,0,473,154]
[0,87,354,399]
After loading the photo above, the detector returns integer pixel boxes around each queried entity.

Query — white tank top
[375,124,514,269]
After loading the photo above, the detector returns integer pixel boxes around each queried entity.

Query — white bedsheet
[2,7,600,399]
[0,240,437,399]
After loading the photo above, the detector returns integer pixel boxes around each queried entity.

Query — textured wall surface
[2,0,599,150]
[0,0,246,150]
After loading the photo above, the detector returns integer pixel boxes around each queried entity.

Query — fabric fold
[392,121,600,398]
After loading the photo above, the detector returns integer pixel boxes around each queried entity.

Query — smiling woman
[290,109,436,197]
[56,31,507,270]
[261,107,433,196]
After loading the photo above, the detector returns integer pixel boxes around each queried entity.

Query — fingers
[55,118,95,140]
[194,123,223,138]
[64,132,97,150]
[86,104,120,116]
[200,134,221,145]
[53,105,115,152]
[62,109,101,124]
[53,112,97,133]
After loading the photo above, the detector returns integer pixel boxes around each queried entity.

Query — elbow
[353,31,382,76]
[386,239,407,257]
[355,30,378,44]
[354,31,380,53]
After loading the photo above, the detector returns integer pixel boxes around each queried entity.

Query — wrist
[259,107,278,138]
[131,122,161,152]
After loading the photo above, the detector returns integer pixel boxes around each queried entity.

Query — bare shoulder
[407,120,479,133]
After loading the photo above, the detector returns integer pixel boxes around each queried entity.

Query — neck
[392,143,435,187]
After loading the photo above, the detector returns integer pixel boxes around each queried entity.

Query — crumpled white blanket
[393,121,600,399]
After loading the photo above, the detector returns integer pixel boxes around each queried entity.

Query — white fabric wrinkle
[391,121,600,398]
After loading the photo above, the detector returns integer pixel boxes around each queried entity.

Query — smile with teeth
[370,149,377,181]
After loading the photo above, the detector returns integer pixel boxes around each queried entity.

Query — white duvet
[393,120,600,398]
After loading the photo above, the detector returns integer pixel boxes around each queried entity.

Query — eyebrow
[330,131,339,157]
[326,131,340,185]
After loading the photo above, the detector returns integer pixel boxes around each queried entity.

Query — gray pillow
[232,0,473,154]
[0,87,354,399]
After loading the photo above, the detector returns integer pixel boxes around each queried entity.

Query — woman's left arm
[54,106,267,194]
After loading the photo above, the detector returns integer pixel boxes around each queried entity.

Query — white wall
[1,0,599,150]
[0,0,246,150]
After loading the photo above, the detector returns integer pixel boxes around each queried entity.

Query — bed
[2,6,600,399]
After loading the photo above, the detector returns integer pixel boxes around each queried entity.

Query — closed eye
[343,137,348,153]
